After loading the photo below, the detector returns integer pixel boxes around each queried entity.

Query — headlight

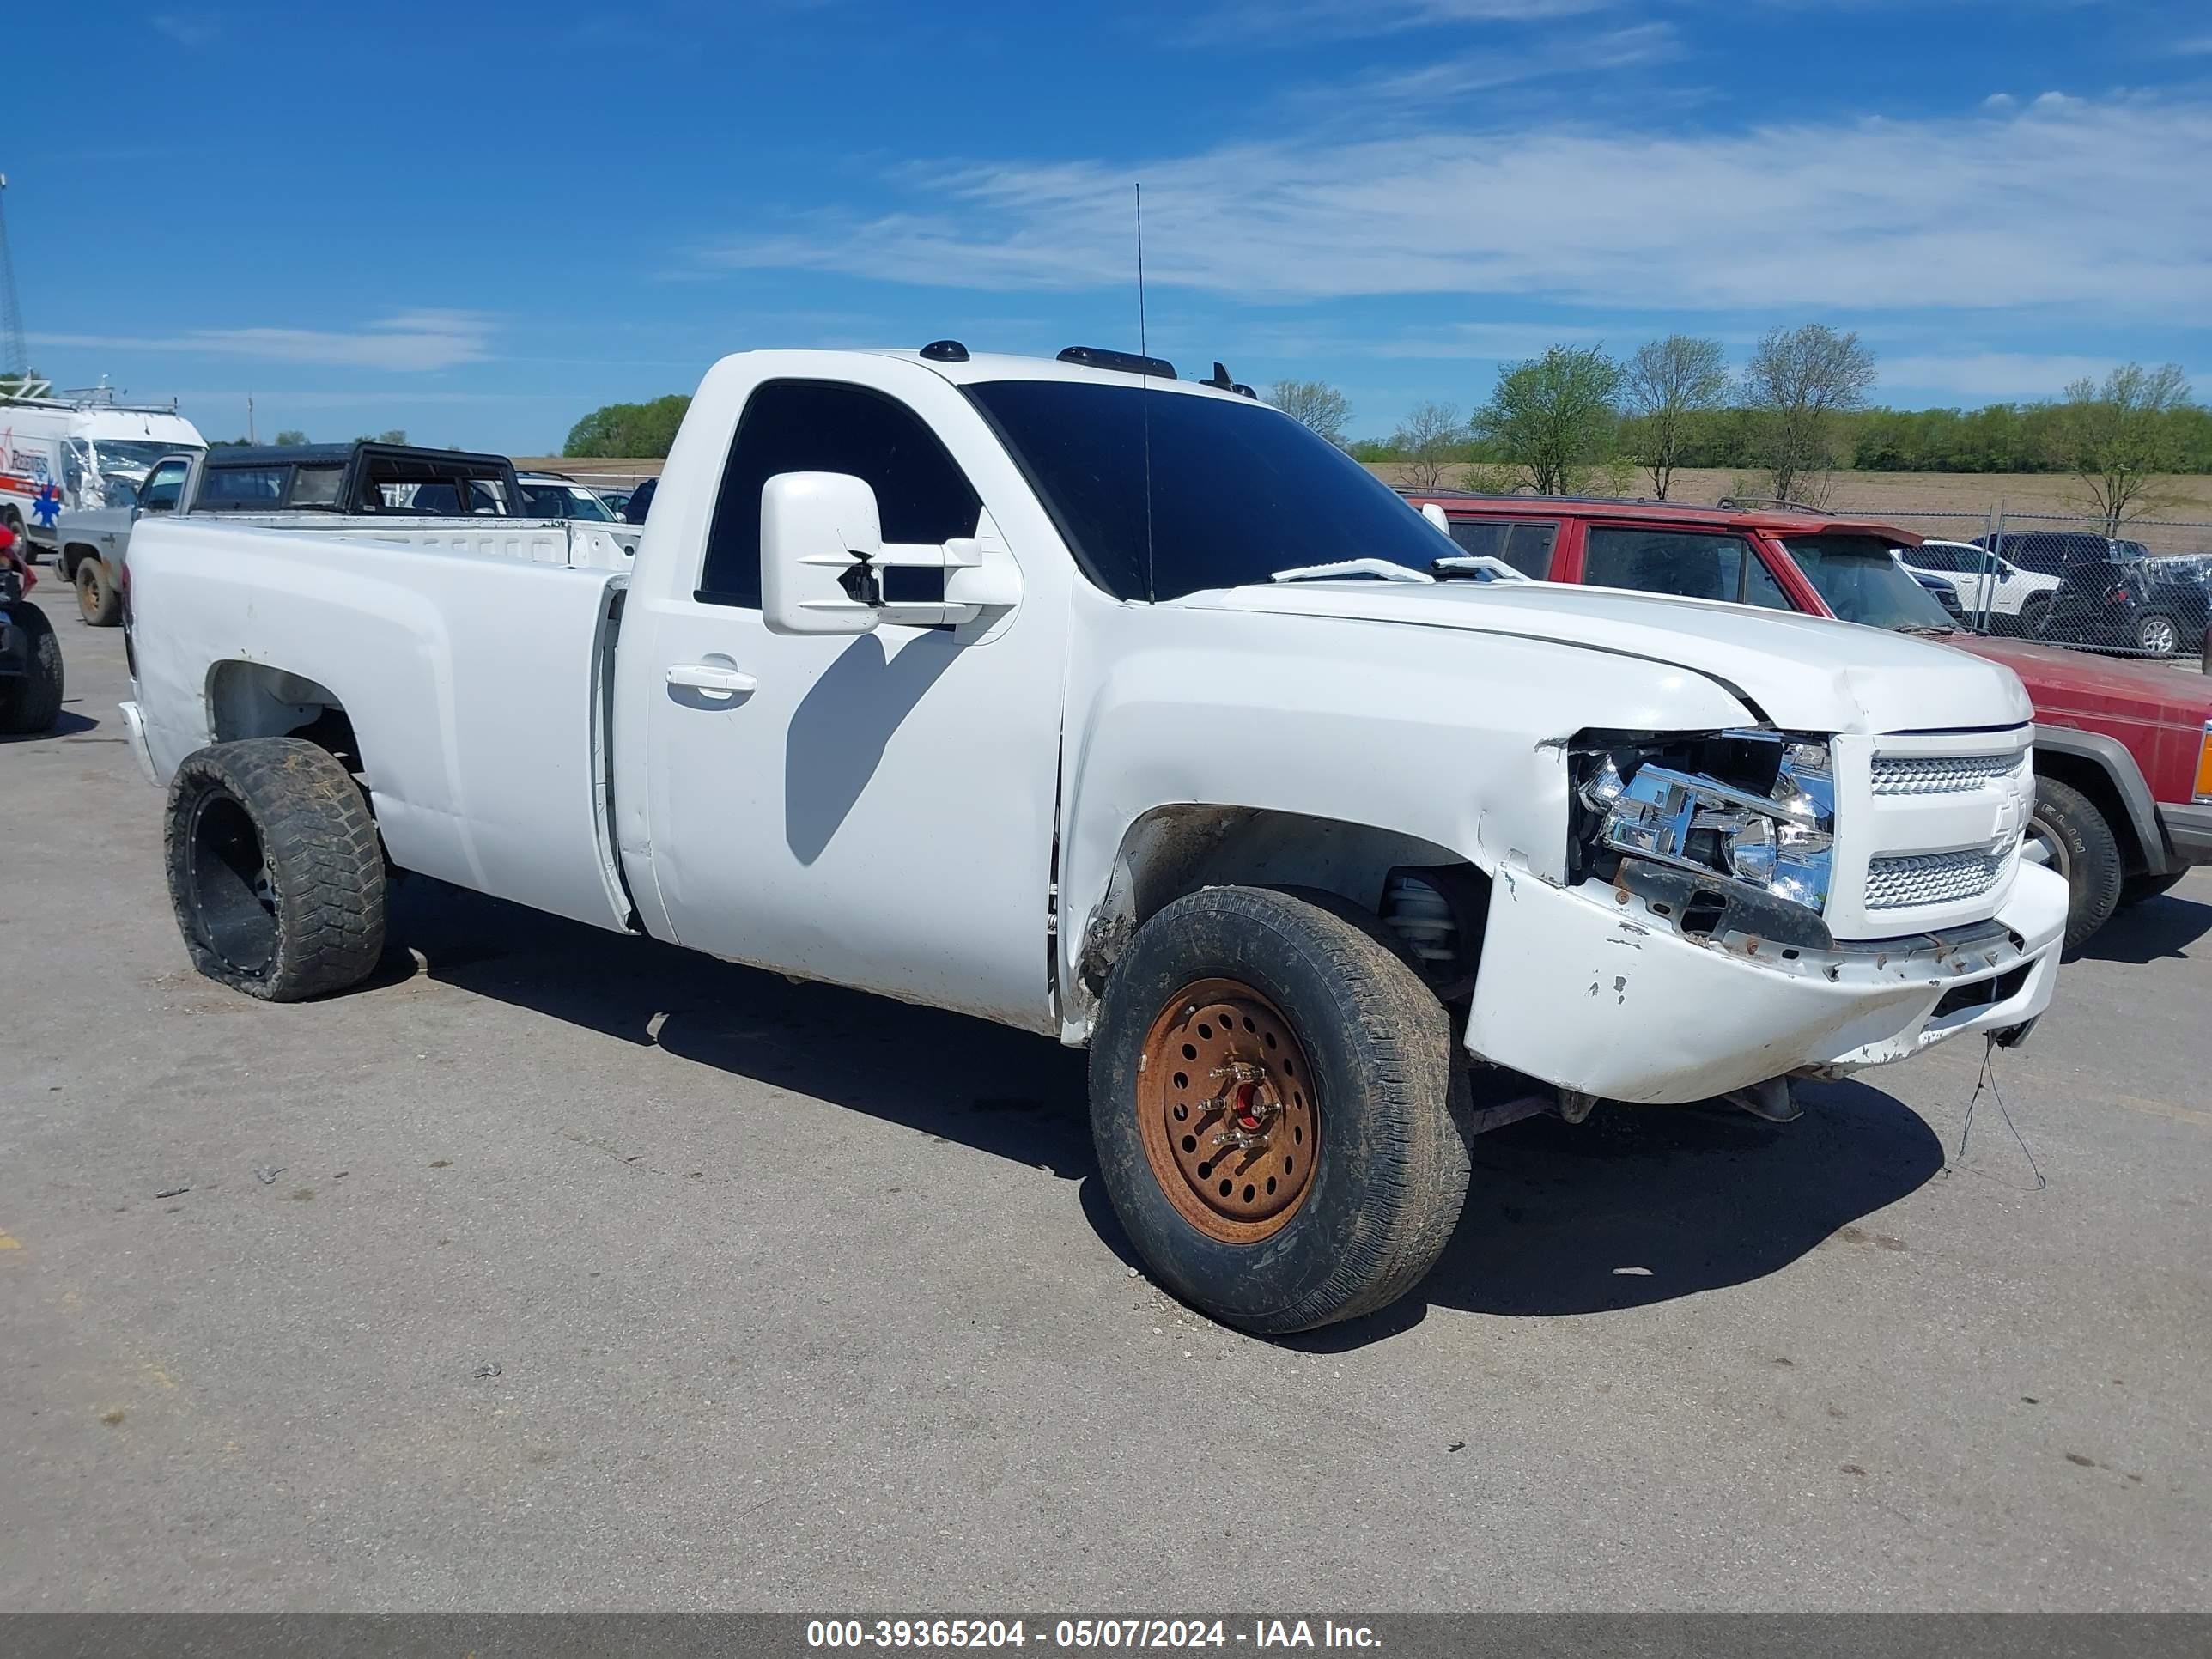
[1574,732,1836,912]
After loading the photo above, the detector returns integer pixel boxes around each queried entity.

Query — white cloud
[29,311,493,371]
[703,99,2212,319]
[1356,22,1678,102]
[150,13,217,46]
[1190,0,1614,43]
[1879,352,2118,399]
[1981,92,2016,110]
[1877,352,2200,401]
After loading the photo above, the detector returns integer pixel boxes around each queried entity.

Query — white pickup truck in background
[119,343,2069,1334]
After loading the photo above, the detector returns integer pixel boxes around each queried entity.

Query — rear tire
[1089,885,1469,1334]
[2134,612,2180,659]
[75,559,120,626]
[2118,868,2188,908]
[2028,776,2124,949]
[164,738,386,1000]
[2020,594,2051,637]
[0,602,64,735]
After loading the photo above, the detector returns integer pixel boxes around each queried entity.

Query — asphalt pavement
[3,618,2207,1612]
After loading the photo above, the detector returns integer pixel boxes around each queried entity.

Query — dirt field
[1370,465,2212,552]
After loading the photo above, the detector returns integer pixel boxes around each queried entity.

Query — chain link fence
[1856,506,2212,669]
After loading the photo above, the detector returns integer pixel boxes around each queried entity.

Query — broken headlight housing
[1572,731,1836,913]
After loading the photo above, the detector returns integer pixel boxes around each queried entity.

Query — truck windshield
[70,439,198,481]
[964,379,1444,601]
[1780,535,1960,632]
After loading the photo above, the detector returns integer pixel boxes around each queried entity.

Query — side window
[1743,551,1794,610]
[197,466,287,508]
[1446,520,1504,559]
[289,465,343,507]
[699,380,983,608]
[1583,526,1753,603]
[141,460,190,513]
[1500,521,1559,580]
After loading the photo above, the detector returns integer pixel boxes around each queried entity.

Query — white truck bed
[206,515,640,572]
[127,516,635,932]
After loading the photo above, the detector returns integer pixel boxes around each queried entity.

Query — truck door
[614,359,1070,1035]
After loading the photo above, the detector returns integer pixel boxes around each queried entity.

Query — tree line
[1304,330,2203,532]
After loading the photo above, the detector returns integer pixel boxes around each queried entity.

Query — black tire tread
[1091,884,1469,1334]
[2118,868,2188,908]
[165,738,386,1000]
[0,602,64,734]
[2033,775,2123,950]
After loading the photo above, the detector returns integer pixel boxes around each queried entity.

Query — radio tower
[0,173,28,380]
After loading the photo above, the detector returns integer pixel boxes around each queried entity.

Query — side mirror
[761,471,1024,635]
[760,471,884,636]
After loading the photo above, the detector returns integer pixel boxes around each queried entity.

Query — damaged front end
[1569,727,1838,938]
[1459,726,2066,1107]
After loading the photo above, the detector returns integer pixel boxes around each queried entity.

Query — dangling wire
[1953,1036,2045,1191]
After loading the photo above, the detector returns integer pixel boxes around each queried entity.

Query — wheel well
[2033,751,2147,874]
[1079,804,1490,1000]
[62,543,99,580]
[206,660,363,773]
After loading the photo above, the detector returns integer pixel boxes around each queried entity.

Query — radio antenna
[1137,181,1155,600]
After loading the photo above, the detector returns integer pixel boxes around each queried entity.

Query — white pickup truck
[120,343,2068,1334]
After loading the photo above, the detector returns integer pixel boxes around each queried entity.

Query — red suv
[1407,492,2212,947]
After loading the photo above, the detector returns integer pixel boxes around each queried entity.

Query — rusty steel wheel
[1091,885,1471,1334]
[1137,978,1318,1244]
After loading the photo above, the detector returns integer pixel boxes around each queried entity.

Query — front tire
[0,602,64,735]
[75,559,120,626]
[164,738,386,1000]
[2028,776,2124,949]
[1089,886,1469,1334]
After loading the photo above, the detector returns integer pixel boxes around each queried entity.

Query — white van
[1,389,206,555]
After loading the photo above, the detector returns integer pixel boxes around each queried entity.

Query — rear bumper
[118,699,160,787]
[1463,862,2067,1104]
[2161,801,2212,866]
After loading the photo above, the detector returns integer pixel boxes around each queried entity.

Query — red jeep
[1407,493,2212,947]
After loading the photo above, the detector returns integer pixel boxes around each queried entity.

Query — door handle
[667,663,758,693]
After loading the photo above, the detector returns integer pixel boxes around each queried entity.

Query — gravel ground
[3,620,2207,1613]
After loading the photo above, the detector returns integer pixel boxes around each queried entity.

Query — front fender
[1055,596,1758,1035]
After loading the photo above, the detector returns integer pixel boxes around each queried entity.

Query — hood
[1183,580,2033,738]
[1951,634,2212,726]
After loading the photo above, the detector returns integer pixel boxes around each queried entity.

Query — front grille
[1866,848,2009,910]
[1869,752,2023,796]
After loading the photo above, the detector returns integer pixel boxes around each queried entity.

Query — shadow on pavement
[380,878,1096,1178]
[1,708,98,743]
[2070,893,2211,965]
[382,878,1945,1346]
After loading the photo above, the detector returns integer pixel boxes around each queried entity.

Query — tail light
[2106,585,2130,605]
[2196,721,2212,805]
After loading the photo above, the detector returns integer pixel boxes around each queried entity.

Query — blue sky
[9,0,2211,453]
